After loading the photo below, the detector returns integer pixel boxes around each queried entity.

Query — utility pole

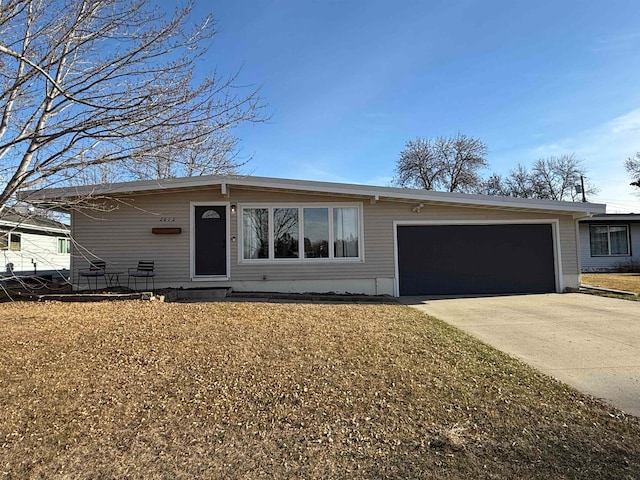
[575,176,587,202]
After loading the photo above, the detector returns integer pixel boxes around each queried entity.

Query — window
[333,207,359,258]
[274,208,299,258]
[58,238,71,254]
[243,208,269,259]
[0,232,19,251]
[9,233,20,252]
[240,204,362,262]
[589,225,630,256]
[201,209,221,219]
[304,208,329,258]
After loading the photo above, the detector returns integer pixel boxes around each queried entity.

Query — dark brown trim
[152,227,182,235]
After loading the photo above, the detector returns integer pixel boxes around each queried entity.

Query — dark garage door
[397,224,556,296]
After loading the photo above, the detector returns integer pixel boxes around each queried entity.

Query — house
[579,214,640,272]
[21,175,605,296]
[0,208,71,277]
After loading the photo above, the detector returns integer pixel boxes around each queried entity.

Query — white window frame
[238,202,364,264]
[589,224,631,257]
[190,202,231,281]
[9,232,21,252]
[57,237,71,254]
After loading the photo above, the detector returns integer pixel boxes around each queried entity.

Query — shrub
[613,259,640,273]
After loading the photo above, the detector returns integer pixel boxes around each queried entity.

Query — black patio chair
[127,260,155,291]
[78,260,106,290]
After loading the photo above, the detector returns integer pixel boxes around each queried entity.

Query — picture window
[240,204,361,262]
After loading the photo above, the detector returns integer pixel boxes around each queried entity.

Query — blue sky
[189,0,640,212]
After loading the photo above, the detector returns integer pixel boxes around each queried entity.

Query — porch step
[162,288,230,303]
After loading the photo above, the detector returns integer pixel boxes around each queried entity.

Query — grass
[2,301,640,479]
[582,273,640,295]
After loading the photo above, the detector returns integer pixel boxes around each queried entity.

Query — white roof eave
[18,174,606,216]
[0,220,69,234]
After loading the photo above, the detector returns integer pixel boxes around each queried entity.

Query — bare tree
[481,154,597,201]
[439,134,488,193]
[626,153,640,188]
[0,0,265,214]
[479,173,505,196]
[531,154,595,201]
[119,126,246,181]
[394,133,488,193]
[393,137,442,190]
[60,162,127,187]
[504,164,539,198]
[477,165,535,197]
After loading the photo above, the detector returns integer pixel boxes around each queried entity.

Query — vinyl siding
[71,186,580,291]
[579,222,640,271]
[0,231,70,274]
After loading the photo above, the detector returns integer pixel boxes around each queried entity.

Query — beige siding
[363,200,579,277]
[71,187,580,293]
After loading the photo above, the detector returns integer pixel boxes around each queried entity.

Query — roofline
[579,213,640,222]
[18,174,606,215]
[0,219,70,234]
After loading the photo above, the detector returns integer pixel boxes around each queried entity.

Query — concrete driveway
[402,293,640,416]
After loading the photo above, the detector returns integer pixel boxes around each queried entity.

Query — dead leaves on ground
[1,301,639,479]
[582,273,640,295]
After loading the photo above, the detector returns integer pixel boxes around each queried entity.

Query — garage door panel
[398,224,556,295]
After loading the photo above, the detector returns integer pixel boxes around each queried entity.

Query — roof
[0,208,70,234]
[579,213,640,223]
[19,174,606,216]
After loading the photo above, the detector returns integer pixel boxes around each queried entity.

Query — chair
[78,260,106,290]
[128,260,155,291]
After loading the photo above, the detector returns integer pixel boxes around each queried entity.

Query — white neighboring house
[0,209,71,278]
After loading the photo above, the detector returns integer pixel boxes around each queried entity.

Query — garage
[396,223,557,296]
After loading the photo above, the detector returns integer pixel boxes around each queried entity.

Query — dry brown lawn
[2,301,640,479]
[582,273,640,295]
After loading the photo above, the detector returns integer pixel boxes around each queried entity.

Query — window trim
[57,237,71,254]
[589,224,630,257]
[0,232,20,251]
[190,202,231,281]
[238,202,364,264]
[9,233,21,252]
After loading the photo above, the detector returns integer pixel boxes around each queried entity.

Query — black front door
[194,205,227,276]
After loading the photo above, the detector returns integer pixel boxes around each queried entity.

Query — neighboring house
[579,214,640,272]
[0,208,71,277]
[22,175,605,296]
